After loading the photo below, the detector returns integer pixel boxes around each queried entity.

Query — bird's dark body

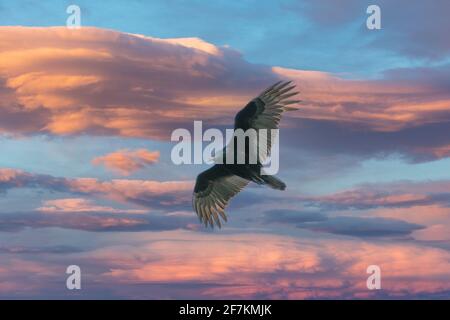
[205,97,267,187]
[192,81,299,227]
[193,164,261,194]
[234,99,262,130]
[216,98,268,166]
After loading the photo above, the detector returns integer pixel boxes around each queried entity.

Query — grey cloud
[302,216,424,237]
[0,245,84,254]
[0,211,196,233]
[264,209,327,223]
[293,0,450,60]
[263,209,425,238]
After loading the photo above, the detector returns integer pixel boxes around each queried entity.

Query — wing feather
[193,167,249,228]
[221,81,300,164]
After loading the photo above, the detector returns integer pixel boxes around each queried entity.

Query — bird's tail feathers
[261,175,286,190]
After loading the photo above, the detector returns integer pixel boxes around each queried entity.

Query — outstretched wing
[234,81,300,161]
[193,165,249,228]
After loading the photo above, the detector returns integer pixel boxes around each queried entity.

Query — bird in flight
[193,81,300,228]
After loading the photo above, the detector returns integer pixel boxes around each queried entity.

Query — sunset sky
[1,0,450,299]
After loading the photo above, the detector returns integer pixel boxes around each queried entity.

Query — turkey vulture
[193,81,300,228]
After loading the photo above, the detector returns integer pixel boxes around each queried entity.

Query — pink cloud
[299,180,450,242]
[92,149,160,176]
[67,178,193,207]
[1,27,450,162]
[300,179,450,210]
[0,27,448,143]
[304,190,429,209]
[273,66,450,132]
[0,168,193,208]
[37,198,148,214]
[414,224,450,241]
[0,26,275,139]
[1,230,450,298]
[93,232,450,299]
[0,257,62,296]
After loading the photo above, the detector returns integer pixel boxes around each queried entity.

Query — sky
[1,0,450,299]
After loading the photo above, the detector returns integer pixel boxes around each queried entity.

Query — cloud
[274,65,450,132]
[0,230,449,299]
[272,64,450,163]
[276,180,450,242]
[1,27,450,163]
[414,224,450,242]
[0,258,60,296]
[0,210,197,233]
[93,232,450,299]
[302,190,431,210]
[0,168,193,209]
[0,167,202,233]
[0,26,278,139]
[357,204,450,243]
[295,0,450,60]
[302,216,424,237]
[0,245,83,254]
[371,0,450,60]
[264,209,327,223]
[300,180,450,210]
[263,209,424,238]
[92,149,160,176]
[37,198,148,214]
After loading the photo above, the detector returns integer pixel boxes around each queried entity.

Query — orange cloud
[414,224,450,241]
[301,180,450,242]
[305,190,429,208]
[37,198,148,214]
[0,168,21,182]
[1,26,449,144]
[92,149,160,176]
[93,231,450,299]
[273,66,450,132]
[413,144,450,159]
[0,258,60,296]
[1,230,450,298]
[67,178,193,206]
[2,26,450,165]
[0,168,193,208]
[366,205,450,242]
[0,26,268,139]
